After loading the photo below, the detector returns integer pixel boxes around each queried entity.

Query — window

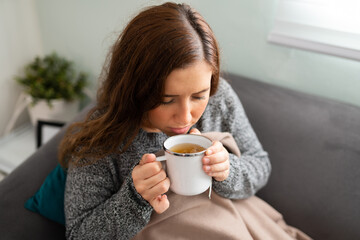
[268,0,360,61]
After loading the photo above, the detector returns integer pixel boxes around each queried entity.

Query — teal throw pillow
[24,164,67,225]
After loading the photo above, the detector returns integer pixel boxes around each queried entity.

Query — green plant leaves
[15,52,88,105]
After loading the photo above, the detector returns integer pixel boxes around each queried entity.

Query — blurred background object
[0,0,359,174]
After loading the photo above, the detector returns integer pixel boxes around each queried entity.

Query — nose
[175,100,192,125]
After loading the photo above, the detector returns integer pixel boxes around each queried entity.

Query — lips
[169,126,191,134]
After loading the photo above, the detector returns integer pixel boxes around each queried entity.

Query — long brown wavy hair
[58,2,220,168]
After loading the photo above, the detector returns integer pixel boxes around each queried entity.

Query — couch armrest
[0,103,94,240]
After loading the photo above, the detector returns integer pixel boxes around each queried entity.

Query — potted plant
[15,52,88,125]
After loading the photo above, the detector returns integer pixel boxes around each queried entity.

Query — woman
[59,2,307,240]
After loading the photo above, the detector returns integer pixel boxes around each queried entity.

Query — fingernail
[207,149,212,155]
[205,166,211,172]
[203,157,210,164]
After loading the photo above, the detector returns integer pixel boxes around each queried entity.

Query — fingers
[150,194,170,214]
[141,177,171,202]
[134,154,162,180]
[139,153,157,165]
[205,141,223,156]
[204,160,230,182]
[203,141,230,182]
[208,169,230,182]
[203,159,229,174]
[203,153,230,180]
[132,153,170,213]
[138,169,167,194]
[203,141,228,165]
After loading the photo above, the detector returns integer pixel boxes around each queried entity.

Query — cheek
[193,101,209,118]
[148,108,168,124]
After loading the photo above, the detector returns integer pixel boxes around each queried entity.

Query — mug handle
[156,155,166,162]
[156,155,167,172]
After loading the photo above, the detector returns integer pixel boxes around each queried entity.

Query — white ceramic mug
[156,134,213,196]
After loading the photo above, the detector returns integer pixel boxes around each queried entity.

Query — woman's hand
[190,128,230,182]
[132,154,170,214]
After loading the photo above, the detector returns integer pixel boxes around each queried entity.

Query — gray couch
[0,73,359,240]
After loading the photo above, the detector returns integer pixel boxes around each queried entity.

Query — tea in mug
[170,143,206,153]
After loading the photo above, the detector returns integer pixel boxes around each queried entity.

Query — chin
[164,131,176,136]
[163,130,183,136]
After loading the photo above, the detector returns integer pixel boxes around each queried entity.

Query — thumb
[189,128,201,135]
[139,153,156,165]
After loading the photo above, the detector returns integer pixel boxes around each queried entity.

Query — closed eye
[161,88,210,105]
[161,99,174,105]
[192,96,206,100]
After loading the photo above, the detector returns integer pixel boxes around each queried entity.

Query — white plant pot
[27,98,79,125]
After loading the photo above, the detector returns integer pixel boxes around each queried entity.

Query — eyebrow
[164,87,210,97]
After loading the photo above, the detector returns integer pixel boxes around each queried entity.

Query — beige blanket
[133,132,312,240]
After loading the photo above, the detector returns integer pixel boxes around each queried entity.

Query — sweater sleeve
[200,80,271,199]
[64,157,153,240]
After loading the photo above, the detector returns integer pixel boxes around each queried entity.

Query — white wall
[1,0,360,136]
[34,0,360,108]
[0,0,43,136]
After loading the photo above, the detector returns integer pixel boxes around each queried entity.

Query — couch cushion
[225,73,360,240]
[0,131,66,240]
[0,103,93,240]
[25,164,67,225]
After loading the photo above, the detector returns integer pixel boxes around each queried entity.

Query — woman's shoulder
[197,78,243,131]
[215,77,231,93]
[209,78,241,107]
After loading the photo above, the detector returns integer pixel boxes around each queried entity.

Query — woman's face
[143,60,212,136]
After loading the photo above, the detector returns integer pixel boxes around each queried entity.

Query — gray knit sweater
[64,79,271,239]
